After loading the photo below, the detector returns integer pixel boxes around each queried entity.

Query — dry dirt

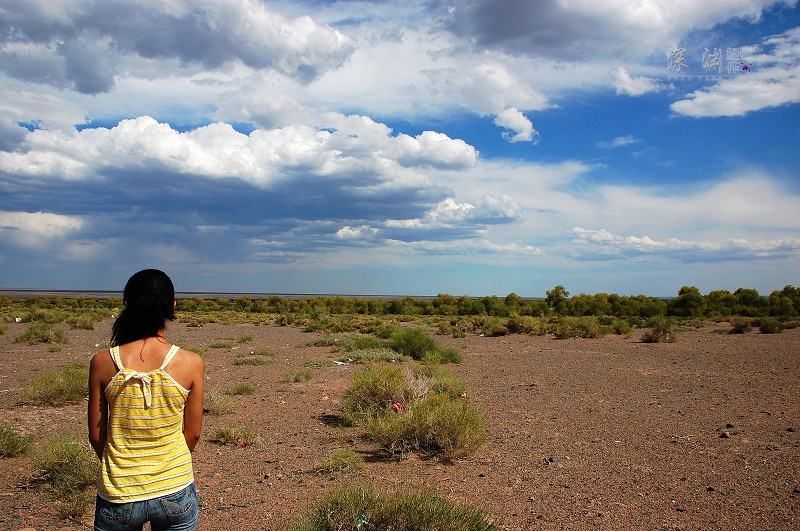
[0,318,798,530]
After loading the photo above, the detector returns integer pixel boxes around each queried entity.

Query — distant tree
[668,286,706,317]
[504,293,523,313]
[545,285,569,312]
[706,290,736,317]
[733,288,767,317]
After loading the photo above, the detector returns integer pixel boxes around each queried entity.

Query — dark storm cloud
[0,0,354,93]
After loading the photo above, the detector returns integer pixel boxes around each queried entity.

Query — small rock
[707,486,716,492]
[719,431,730,439]
[547,456,560,463]
[787,427,796,433]
[725,422,736,429]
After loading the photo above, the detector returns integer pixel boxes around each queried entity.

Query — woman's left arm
[182,351,205,452]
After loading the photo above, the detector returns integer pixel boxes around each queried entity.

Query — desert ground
[1,318,798,530]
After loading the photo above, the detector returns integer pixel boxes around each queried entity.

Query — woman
[88,269,205,531]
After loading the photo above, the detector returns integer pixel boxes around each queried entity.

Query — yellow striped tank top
[98,344,194,503]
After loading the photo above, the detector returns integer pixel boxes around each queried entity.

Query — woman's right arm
[87,352,110,459]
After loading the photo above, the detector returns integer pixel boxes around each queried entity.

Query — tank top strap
[159,344,181,370]
[109,346,124,370]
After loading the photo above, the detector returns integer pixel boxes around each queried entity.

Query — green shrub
[203,386,234,415]
[13,321,69,344]
[344,364,408,421]
[238,335,254,343]
[233,355,272,366]
[337,348,410,365]
[282,484,496,530]
[729,317,753,334]
[422,347,462,365]
[0,322,6,335]
[0,422,33,458]
[21,362,88,406]
[367,394,484,460]
[552,316,603,339]
[34,433,98,519]
[313,448,364,475]
[611,319,633,337]
[284,370,313,383]
[390,328,436,360]
[479,317,508,337]
[505,315,546,335]
[759,318,784,334]
[225,383,256,395]
[66,314,96,330]
[641,316,678,343]
[209,340,235,349]
[344,364,482,459]
[209,426,256,446]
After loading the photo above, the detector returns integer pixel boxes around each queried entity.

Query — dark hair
[111,269,176,346]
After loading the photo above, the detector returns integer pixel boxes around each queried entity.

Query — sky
[1,0,799,298]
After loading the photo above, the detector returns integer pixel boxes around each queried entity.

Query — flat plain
[1,318,798,530]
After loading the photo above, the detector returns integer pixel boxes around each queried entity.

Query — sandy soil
[0,318,798,530]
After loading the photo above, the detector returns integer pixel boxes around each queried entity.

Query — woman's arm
[87,352,110,459]
[182,351,205,452]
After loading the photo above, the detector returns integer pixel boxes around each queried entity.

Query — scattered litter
[15,317,22,323]
[334,361,348,366]
[355,514,370,529]
[459,391,468,399]
[391,402,404,412]
[436,386,445,394]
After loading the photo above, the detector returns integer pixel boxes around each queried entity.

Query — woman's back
[99,344,194,503]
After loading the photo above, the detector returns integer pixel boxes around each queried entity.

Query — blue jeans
[94,483,198,531]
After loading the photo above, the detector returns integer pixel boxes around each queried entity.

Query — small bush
[66,314,96,330]
[337,348,410,365]
[282,484,496,530]
[21,362,88,406]
[233,355,272,366]
[552,316,603,339]
[729,318,753,334]
[390,328,436,360]
[225,383,256,395]
[758,318,784,334]
[284,370,313,383]
[344,364,482,459]
[344,364,408,422]
[209,427,256,447]
[0,422,33,457]
[641,316,678,343]
[611,319,633,337]
[422,347,462,365]
[367,394,484,460]
[0,322,6,335]
[204,386,234,415]
[238,335,254,343]
[209,340,235,349]
[34,433,98,519]
[313,448,364,475]
[506,315,546,335]
[13,321,68,344]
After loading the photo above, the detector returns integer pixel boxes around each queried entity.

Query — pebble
[547,456,560,463]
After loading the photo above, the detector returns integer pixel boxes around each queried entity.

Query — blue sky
[1,0,798,298]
